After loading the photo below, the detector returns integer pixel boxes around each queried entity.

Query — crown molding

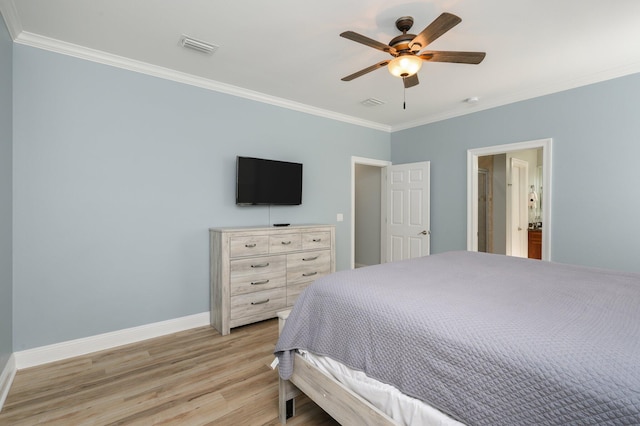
[0,0,22,39]
[13,30,391,133]
[6,1,639,134]
[391,61,640,132]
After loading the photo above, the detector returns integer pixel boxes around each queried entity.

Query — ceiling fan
[340,12,486,88]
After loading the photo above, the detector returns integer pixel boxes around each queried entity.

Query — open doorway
[351,157,390,269]
[467,139,552,260]
[354,163,383,268]
[351,157,431,269]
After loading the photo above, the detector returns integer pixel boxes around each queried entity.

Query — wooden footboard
[277,310,396,425]
[279,353,396,425]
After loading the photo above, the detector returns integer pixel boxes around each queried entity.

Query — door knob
[419,230,430,235]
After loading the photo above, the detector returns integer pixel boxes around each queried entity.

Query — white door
[508,158,528,257]
[384,162,430,262]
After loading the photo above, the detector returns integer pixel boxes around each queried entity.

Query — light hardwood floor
[0,319,339,425]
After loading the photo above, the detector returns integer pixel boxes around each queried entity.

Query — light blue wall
[10,38,640,352]
[12,45,389,350]
[0,15,13,370]
[391,72,640,273]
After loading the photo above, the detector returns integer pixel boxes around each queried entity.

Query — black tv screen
[236,156,303,205]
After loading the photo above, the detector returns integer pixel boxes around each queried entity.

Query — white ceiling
[3,0,640,131]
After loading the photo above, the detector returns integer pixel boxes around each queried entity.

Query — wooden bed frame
[277,310,396,425]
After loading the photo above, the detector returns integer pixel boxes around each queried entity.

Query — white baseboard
[0,354,16,413]
[14,312,210,370]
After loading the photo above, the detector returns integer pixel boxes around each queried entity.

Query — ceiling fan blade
[409,12,461,51]
[403,74,419,88]
[340,31,397,55]
[341,60,390,81]
[419,50,486,64]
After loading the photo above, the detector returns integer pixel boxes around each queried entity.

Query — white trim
[14,312,209,369]
[6,2,638,133]
[11,31,391,133]
[350,156,391,269]
[390,62,640,132]
[467,138,552,260]
[0,354,16,412]
[0,0,22,40]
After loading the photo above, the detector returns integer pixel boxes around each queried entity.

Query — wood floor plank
[0,319,338,425]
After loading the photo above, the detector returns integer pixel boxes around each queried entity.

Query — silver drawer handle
[281,241,292,245]
[251,263,269,268]
[302,271,318,277]
[302,256,319,261]
[251,279,270,286]
[245,243,257,248]
[251,299,270,305]
[312,238,322,242]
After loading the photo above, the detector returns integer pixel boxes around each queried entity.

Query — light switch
[336,213,344,222]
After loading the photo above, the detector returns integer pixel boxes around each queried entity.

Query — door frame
[467,138,552,260]
[351,156,391,269]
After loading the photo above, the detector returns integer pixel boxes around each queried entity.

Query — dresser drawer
[229,235,269,258]
[230,255,286,278]
[269,233,302,253]
[287,250,332,285]
[302,231,331,250]
[230,287,287,322]
[230,271,286,296]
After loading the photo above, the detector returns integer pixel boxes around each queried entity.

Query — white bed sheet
[301,350,465,426]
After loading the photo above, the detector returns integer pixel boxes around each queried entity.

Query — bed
[274,251,640,425]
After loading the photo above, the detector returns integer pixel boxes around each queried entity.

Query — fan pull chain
[403,79,406,110]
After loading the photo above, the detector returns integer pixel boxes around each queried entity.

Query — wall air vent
[180,35,218,54]
[360,98,386,107]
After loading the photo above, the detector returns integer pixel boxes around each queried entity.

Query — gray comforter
[275,251,640,425]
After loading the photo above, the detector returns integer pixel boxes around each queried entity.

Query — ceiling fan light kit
[340,12,485,93]
[388,55,422,77]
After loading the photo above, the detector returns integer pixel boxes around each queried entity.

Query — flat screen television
[236,156,303,205]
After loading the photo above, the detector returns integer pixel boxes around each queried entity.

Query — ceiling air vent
[361,98,386,107]
[180,35,218,54]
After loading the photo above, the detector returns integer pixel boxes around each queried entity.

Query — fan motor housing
[389,33,418,52]
[391,16,420,52]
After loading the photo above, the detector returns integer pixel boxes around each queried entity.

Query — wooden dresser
[209,224,335,335]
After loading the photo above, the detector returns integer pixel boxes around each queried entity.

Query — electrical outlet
[336,213,344,222]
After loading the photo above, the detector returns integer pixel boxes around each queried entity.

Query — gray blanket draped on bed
[274,251,640,425]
